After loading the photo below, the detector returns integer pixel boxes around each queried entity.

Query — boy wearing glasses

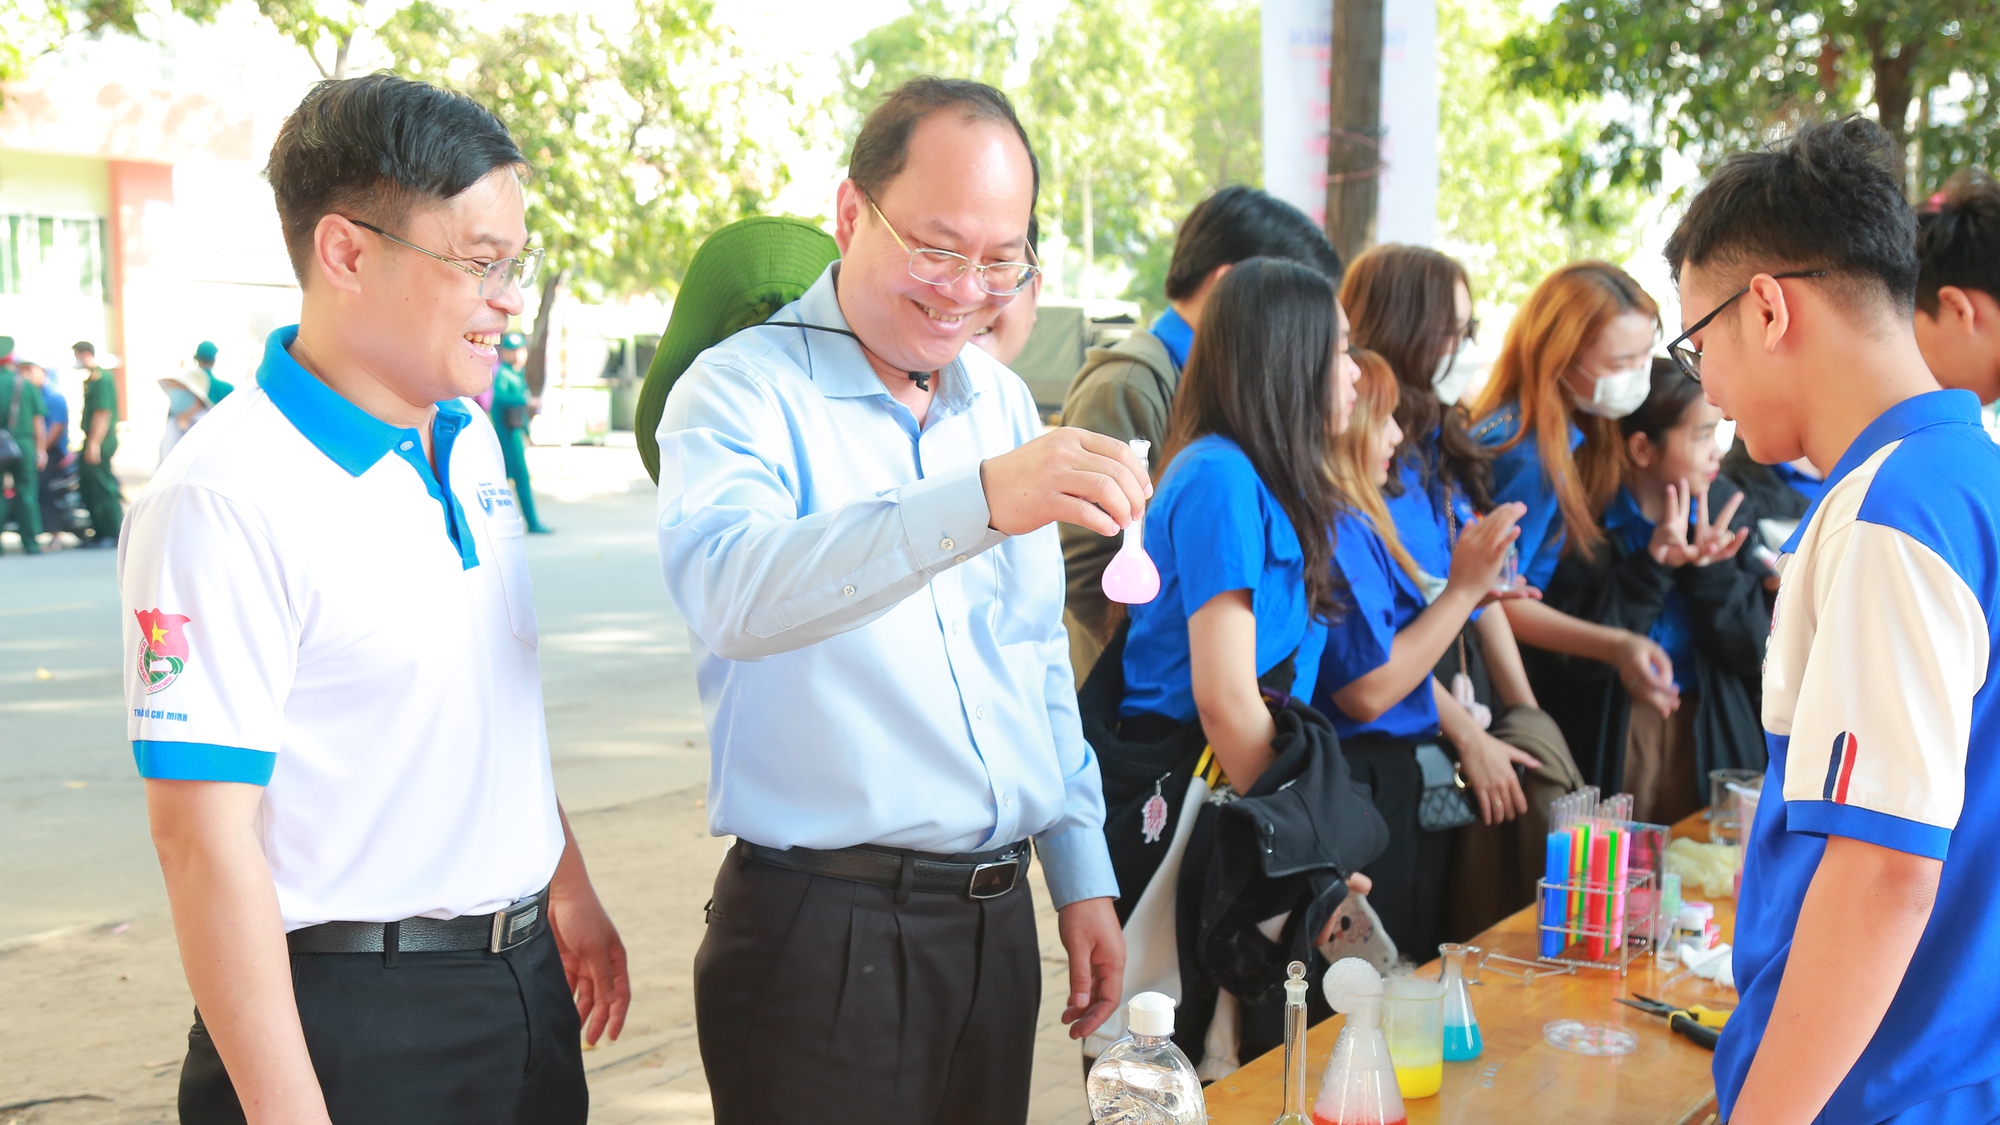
[1668,117,2000,1124]
[124,74,624,1124]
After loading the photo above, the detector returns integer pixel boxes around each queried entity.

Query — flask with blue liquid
[1439,943,1483,1061]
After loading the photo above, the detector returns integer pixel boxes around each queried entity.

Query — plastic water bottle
[1086,992,1205,1124]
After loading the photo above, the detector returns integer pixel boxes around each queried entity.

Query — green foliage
[1501,0,2000,198]
[1436,0,1645,307]
[385,0,806,300]
[0,0,223,90]
[842,0,1261,316]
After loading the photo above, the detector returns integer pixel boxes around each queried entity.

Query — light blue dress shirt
[654,265,1117,908]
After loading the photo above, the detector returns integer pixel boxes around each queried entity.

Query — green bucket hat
[637,216,841,483]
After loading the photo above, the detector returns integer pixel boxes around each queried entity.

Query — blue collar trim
[257,325,480,568]
[1781,389,1981,554]
[1151,308,1193,370]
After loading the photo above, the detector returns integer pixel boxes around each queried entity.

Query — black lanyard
[762,321,934,392]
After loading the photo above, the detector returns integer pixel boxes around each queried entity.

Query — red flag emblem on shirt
[135,609,191,694]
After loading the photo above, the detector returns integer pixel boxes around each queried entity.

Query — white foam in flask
[1312,958,1407,1125]
[1085,992,1206,1124]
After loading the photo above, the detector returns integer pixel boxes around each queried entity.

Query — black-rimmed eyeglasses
[349,218,545,300]
[1667,270,1826,382]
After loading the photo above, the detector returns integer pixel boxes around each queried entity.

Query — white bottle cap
[1128,438,1151,466]
[1127,991,1176,1036]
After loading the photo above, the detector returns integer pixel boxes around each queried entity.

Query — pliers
[1615,993,1732,1050]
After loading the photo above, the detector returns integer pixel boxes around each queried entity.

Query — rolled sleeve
[1783,521,1986,857]
[1318,527,1399,693]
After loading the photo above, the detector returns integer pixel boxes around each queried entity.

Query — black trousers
[695,844,1041,1125]
[1345,739,1451,958]
[179,925,586,1125]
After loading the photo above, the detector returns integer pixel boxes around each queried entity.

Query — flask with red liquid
[1313,958,1407,1125]
[1100,439,1160,605]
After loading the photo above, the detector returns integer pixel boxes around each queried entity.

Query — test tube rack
[1532,867,1656,976]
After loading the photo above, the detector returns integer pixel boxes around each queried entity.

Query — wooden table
[1205,811,1738,1125]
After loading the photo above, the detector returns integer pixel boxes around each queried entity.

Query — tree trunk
[1863,20,1919,193]
[332,31,352,79]
[526,266,565,398]
[1326,0,1384,261]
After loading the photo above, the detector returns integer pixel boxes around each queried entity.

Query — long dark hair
[1160,257,1343,622]
[1338,243,1493,509]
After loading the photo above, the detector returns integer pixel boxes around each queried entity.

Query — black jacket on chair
[1525,475,1771,803]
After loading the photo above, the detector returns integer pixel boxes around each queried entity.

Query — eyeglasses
[1666,270,1826,382]
[348,218,545,299]
[866,198,1041,296]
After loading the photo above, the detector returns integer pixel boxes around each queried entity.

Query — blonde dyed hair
[1332,348,1424,587]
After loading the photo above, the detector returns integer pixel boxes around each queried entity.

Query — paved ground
[0,440,1091,1124]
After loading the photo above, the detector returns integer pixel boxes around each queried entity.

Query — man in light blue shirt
[657,78,1150,1123]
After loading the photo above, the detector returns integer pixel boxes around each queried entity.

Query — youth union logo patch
[134,608,192,695]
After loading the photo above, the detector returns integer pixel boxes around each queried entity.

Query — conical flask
[1439,943,1483,1061]
[1312,958,1406,1125]
[1101,439,1160,605]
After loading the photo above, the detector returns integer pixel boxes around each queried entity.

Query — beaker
[1311,993,1406,1125]
[1383,974,1445,1099]
[1438,943,1482,1061]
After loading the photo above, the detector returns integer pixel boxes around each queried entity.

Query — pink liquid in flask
[1101,439,1160,605]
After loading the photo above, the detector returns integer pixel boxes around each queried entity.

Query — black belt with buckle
[739,840,1029,900]
[285,884,550,954]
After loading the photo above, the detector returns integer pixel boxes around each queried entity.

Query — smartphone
[1317,891,1400,974]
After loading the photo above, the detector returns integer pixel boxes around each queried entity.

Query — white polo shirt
[119,325,564,931]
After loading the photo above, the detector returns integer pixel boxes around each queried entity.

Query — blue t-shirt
[1601,488,1698,691]
[1312,509,1438,740]
[1383,436,1483,621]
[41,385,67,458]
[1151,307,1193,370]
[1717,390,2000,1123]
[1474,402,1583,589]
[1122,434,1325,723]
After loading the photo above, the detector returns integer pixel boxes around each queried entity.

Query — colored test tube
[1585,831,1611,960]
[1541,831,1570,958]
[1610,827,1631,950]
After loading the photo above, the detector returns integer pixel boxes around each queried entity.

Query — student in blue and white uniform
[1312,348,1529,955]
[1673,117,2000,1125]
[1468,263,1685,774]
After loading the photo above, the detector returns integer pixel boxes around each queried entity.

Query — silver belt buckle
[487,896,542,953]
[967,856,1021,899]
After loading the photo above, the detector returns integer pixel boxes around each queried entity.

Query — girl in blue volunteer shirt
[1340,244,1541,733]
[1121,257,1357,794]
[1314,349,1531,954]
[1468,263,1684,761]
[1539,359,1767,825]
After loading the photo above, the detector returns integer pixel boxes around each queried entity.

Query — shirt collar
[1781,388,1981,554]
[1151,307,1194,370]
[257,325,463,477]
[787,264,980,414]
[1603,487,1648,532]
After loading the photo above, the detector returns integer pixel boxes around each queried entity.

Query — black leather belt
[739,840,1028,900]
[285,885,549,954]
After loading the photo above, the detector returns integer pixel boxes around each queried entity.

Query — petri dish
[1542,1020,1639,1056]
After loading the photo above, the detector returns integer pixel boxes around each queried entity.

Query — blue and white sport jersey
[1717,390,2000,1124]
[119,327,564,932]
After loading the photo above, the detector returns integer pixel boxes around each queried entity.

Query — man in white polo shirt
[123,74,627,1124]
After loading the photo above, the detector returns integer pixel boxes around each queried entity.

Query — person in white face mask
[1468,262,1685,738]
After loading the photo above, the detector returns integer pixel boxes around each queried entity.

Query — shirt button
[1002,791,1013,807]
[975,706,987,720]
[940,537,955,551]
[954,554,967,564]
[398,440,414,452]
[842,585,857,597]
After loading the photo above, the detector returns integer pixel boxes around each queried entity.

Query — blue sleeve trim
[1787,799,1950,860]
[133,740,277,785]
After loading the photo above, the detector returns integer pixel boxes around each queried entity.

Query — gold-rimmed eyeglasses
[349,218,545,300]
[866,197,1040,297]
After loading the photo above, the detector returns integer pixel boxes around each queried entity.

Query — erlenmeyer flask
[1313,958,1407,1125]
[1439,943,1483,1060]
[1101,439,1160,605]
